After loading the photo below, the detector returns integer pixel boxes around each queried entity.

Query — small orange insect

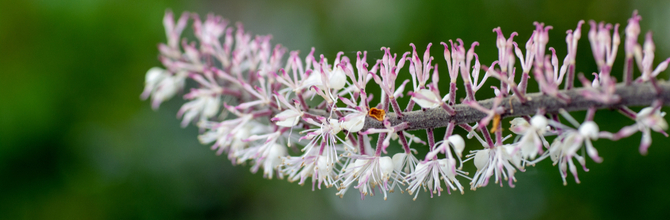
[368,107,386,121]
[490,114,502,133]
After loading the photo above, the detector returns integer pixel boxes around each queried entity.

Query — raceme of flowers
[142,10,669,200]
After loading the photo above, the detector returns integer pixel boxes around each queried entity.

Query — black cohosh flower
[142,10,670,200]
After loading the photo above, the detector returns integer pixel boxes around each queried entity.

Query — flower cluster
[142,10,669,200]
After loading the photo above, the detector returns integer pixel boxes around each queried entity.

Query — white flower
[300,59,347,91]
[546,121,602,185]
[273,109,302,127]
[193,13,226,49]
[468,144,524,190]
[379,157,395,181]
[235,131,287,179]
[636,32,670,82]
[615,106,668,155]
[638,107,669,132]
[178,90,221,127]
[281,150,338,190]
[406,158,467,200]
[338,107,367,133]
[579,121,599,140]
[263,143,287,179]
[336,156,397,200]
[272,91,305,127]
[393,152,419,174]
[548,131,587,185]
[160,10,189,58]
[315,156,337,188]
[197,108,271,164]
[411,89,441,108]
[307,60,347,105]
[426,134,466,170]
[329,65,347,90]
[511,115,550,160]
[341,113,366,132]
[300,117,343,153]
[531,115,549,130]
[301,70,323,89]
[449,135,466,156]
[236,78,273,110]
[142,67,167,97]
[283,116,347,189]
[473,148,489,170]
[360,120,410,154]
[282,152,315,184]
[509,117,530,134]
[140,67,186,110]
[371,47,410,101]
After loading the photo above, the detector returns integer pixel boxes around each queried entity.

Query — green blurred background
[2,0,670,219]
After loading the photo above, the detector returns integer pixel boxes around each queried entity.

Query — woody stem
[361,81,670,131]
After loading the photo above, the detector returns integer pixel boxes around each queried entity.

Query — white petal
[329,66,347,90]
[412,89,440,108]
[415,162,428,174]
[579,121,599,140]
[438,158,457,179]
[202,96,221,118]
[343,162,356,175]
[652,59,670,77]
[448,135,465,157]
[509,118,530,134]
[145,67,167,84]
[301,71,323,89]
[379,156,394,180]
[353,159,367,174]
[503,145,522,167]
[637,107,654,119]
[198,130,218,144]
[266,143,287,169]
[654,116,669,131]
[341,113,365,132]
[425,148,440,160]
[474,149,490,170]
[392,153,407,171]
[317,156,331,173]
[530,115,548,130]
[274,109,301,127]
[329,118,342,134]
[156,76,179,100]
[519,134,539,159]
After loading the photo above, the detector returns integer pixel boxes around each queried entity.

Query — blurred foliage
[1,0,670,219]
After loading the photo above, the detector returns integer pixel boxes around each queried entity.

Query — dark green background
[2,0,670,219]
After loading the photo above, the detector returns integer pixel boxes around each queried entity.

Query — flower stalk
[142,10,670,200]
[362,80,670,131]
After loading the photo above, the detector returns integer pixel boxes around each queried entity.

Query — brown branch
[362,80,670,131]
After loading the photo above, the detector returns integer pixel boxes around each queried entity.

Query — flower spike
[142,10,670,200]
